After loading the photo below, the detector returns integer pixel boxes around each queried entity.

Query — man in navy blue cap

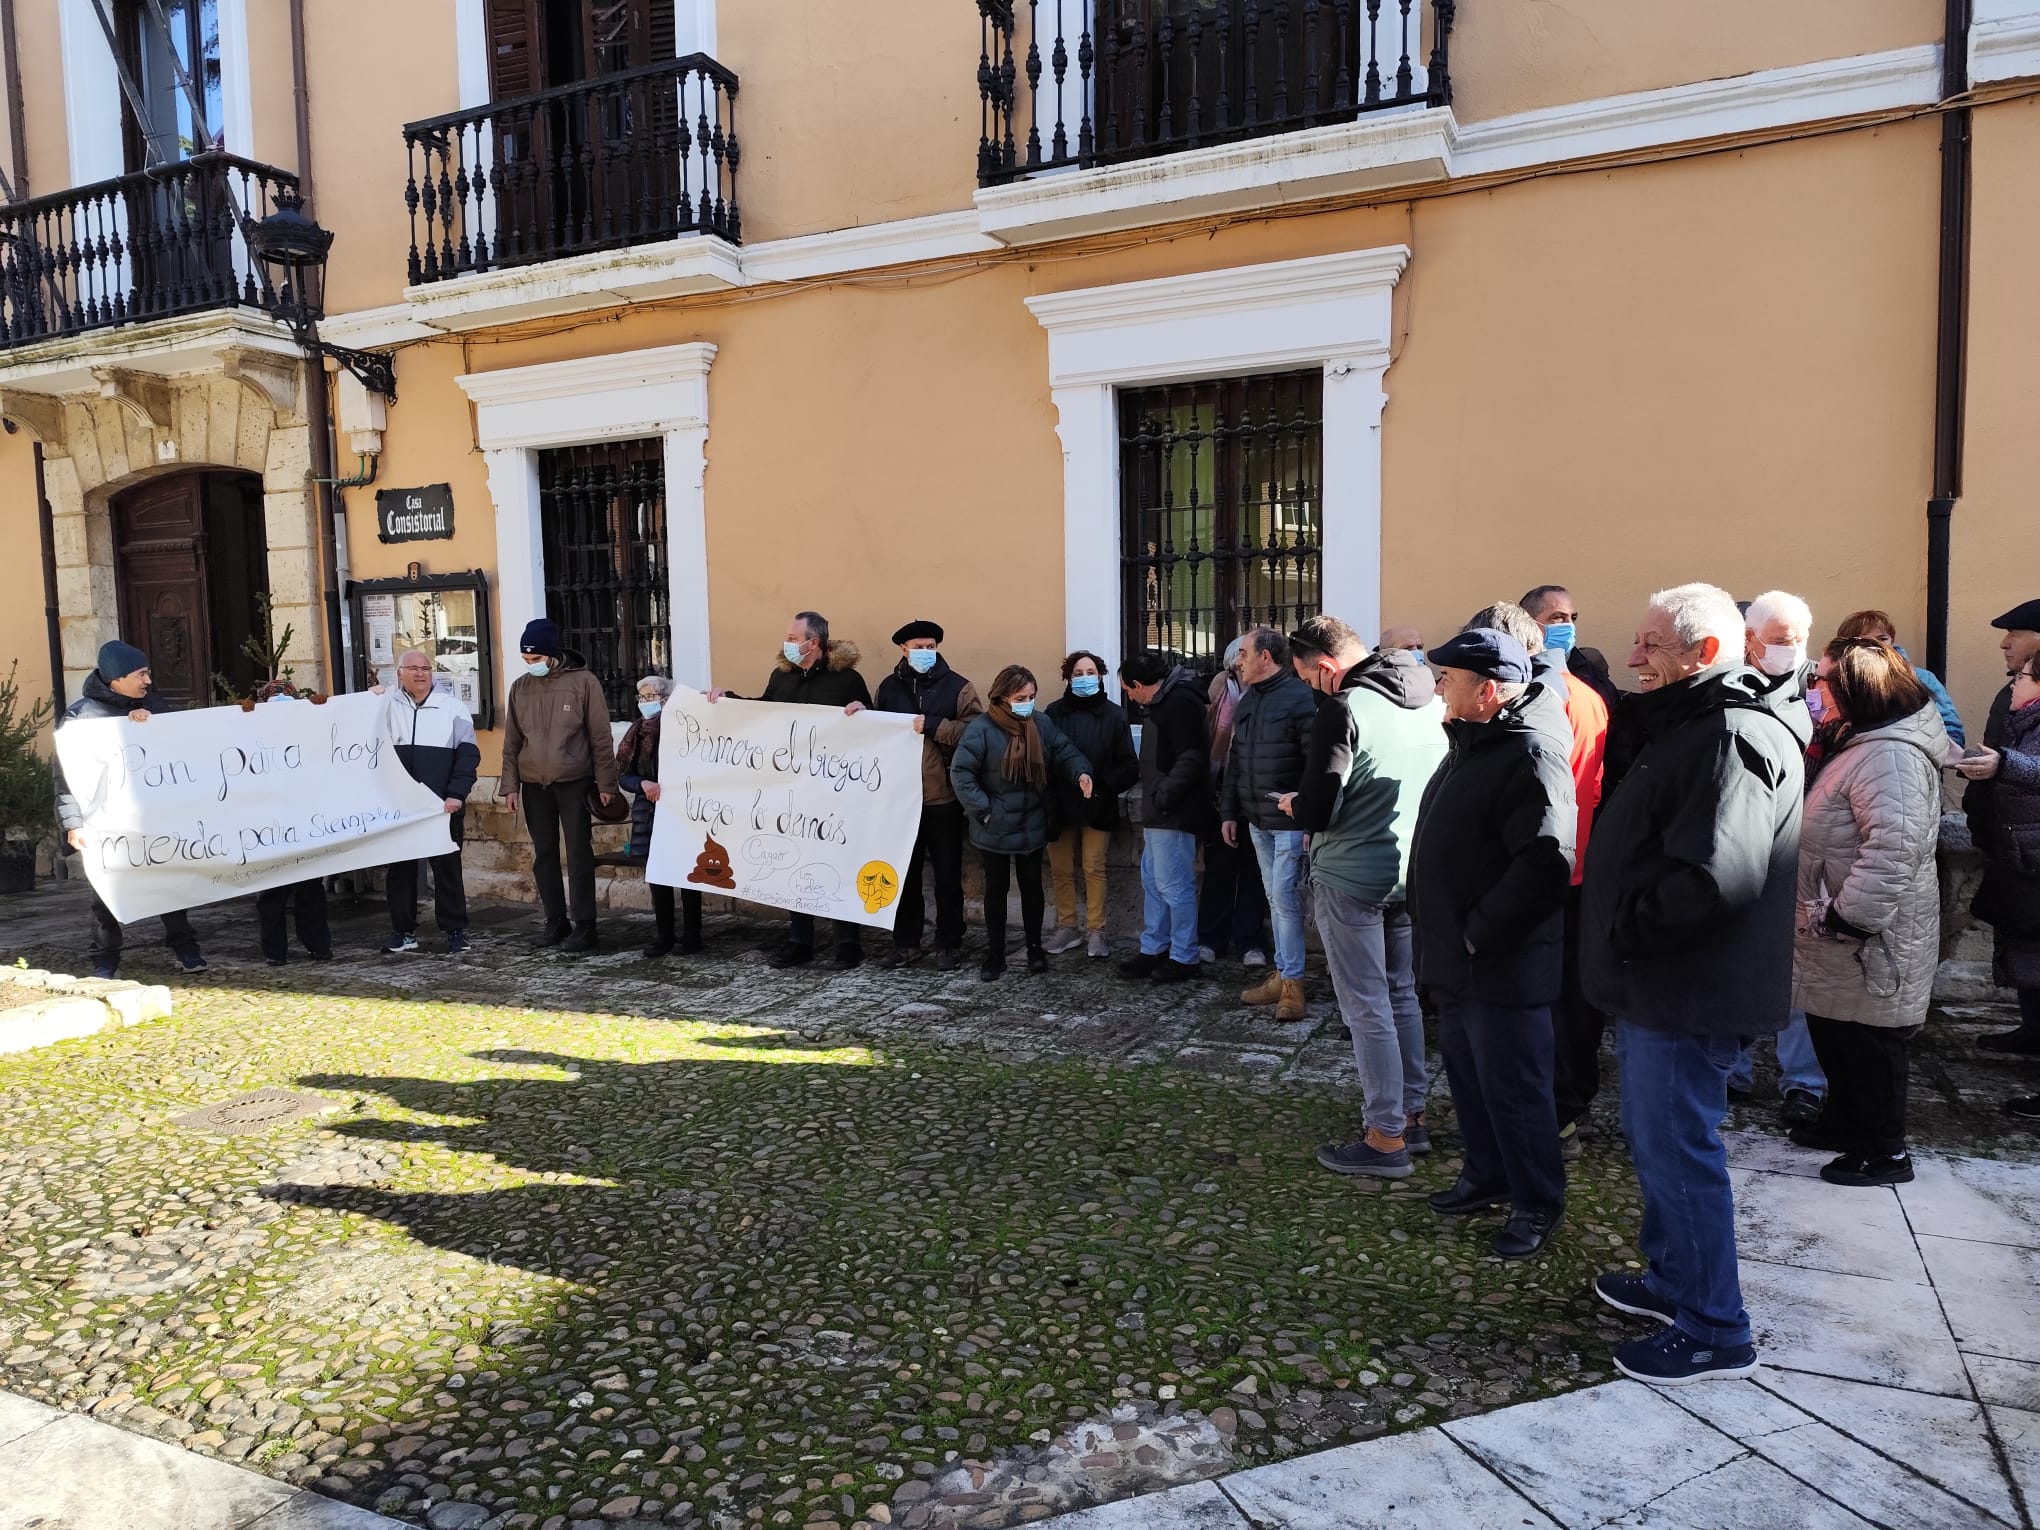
[1407,627,1575,1261]
[53,640,209,978]
[1962,597,2040,1055]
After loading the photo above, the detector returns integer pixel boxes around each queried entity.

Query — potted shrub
[0,661,55,894]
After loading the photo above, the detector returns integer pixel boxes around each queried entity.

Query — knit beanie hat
[519,618,563,658]
[96,639,149,681]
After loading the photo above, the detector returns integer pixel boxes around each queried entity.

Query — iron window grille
[1119,370,1324,675]
[537,439,671,719]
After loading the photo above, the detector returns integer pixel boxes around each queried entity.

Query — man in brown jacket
[500,617,619,952]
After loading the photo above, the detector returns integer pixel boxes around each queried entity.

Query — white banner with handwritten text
[54,693,456,922]
[646,688,925,929]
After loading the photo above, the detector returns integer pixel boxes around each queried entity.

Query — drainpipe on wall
[1925,0,1971,679]
[287,0,315,211]
[33,442,64,712]
[2,0,29,198]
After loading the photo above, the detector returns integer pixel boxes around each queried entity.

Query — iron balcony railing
[0,153,300,348]
[977,0,1455,186]
[402,53,740,286]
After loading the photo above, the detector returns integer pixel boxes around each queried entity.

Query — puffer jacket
[1791,701,1949,1028]
[1219,668,1319,831]
[1137,666,1214,832]
[756,640,873,710]
[949,712,1093,856]
[384,686,480,802]
[54,670,177,832]
[1044,687,1139,832]
[500,647,619,795]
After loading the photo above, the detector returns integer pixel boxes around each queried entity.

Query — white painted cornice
[1971,2,2040,83]
[457,341,717,451]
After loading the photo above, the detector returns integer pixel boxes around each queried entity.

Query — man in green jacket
[1280,616,1449,1180]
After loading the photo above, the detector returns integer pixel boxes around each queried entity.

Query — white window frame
[1024,246,1407,682]
[457,342,718,698]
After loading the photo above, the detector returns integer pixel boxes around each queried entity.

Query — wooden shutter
[486,0,541,100]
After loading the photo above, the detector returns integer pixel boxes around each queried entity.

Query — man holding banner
[54,641,209,979]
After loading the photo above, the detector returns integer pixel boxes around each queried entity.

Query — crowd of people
[50,581,2040,1388]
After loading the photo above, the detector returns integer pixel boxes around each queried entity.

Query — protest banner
[54,693,457,922]
[646,688,925,929]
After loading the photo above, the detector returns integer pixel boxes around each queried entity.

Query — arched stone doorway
[111,469,271,707]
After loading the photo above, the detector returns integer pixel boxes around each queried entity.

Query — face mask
[1542,623,1576,655]
[1759,643,1805,678]
[1806,687,1825,723]
[1409,648,1425,666]
[523,659,551,679]
[783,641,807,665]
[906,649,938,674]
[1009,699,1036,719]
[1071,675,1101,697]
[638,699,662,718]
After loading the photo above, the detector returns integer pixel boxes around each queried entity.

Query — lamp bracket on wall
[318,342,398,404]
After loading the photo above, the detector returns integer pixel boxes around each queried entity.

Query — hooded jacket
[1582,666,1811,1034]
[53,670,177,832]
[874,654,982,808]
[1136,665,1213,833]
[1290,651,1448,904]
[500,647,619,795]
[1044,686,1140,832]
[1407,691,1577,1004]
[757,640,873,711]
[383,685,481,803]
[1533,650,1608,886]
[1791,700,1950,1028]
[1219,666,1320,832]
[948,711,1094,856]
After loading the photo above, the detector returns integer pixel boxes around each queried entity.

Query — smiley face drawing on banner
[857,861,899,915]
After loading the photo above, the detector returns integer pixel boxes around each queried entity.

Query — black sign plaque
[376,484,455,543]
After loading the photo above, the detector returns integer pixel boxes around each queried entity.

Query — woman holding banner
[950,666,1095,981]
[617,675,703,959]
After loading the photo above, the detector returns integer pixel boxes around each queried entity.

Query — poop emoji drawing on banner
[856,861,899,915]
[687,833,738,889]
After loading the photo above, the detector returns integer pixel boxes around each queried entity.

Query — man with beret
[54,640,209,978]
[870,620,983,972]
[1967,597,2040,1054]
[1408,628,1575,1260]
[499,617,619,954]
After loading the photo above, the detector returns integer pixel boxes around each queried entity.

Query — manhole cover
[171,1087,340,1135]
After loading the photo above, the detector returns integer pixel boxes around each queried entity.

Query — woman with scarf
[950,665,1096,980]
[617,674,703,959]
[1042,651,1140,958]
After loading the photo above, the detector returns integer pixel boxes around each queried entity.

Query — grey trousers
[1313,882,1427,1137]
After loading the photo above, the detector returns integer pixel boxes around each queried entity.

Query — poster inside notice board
[349,570,494,728]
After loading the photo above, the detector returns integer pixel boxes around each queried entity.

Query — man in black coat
[1967,597,2040,1054]
[1581,582,1808,1386]
[1116,652,1211,983]
[1408,629,1575,1261]
[53,640,208,979]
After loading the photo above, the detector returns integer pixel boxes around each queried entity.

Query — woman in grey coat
[1791,639,1952,1187]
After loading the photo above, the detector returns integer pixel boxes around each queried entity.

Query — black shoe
[979,960,1006,982]
[1315,1136,1414,1180]
[308,950,332,963]
[1821,1151,1913,1187]
[643,936,676,959]
[1726,1082,1754,1103]
[1150,958,1201,985]
[832,945,864,970]
[1780,1088,1825,1129]
[1428,1181,1510,1216]
[768,943,814,969]
[936,947,961,973]
[1979,1029,2040,1056]
[881,946,924,970]
[1491,1206,1562,1260]
[1026,946,1050,975]
[2006,1095,2040,1122]
[533,921,570,949]
[1116,954,1160,980]
[444,930,472,956]
[676,931,703,955]
[264,955,287,967]
[560,924,599,954]
[1789,1121,1850,1153]
[1404,1117,1432,1156]
[1593,1271,1677,1325]
[175,949,209,974]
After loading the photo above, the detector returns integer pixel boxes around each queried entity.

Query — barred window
[1119,371,1323,676]
[537,439,671,719]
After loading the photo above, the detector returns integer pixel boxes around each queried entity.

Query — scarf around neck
[989,701,1047,785]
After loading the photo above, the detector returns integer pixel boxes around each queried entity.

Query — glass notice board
[347,569,495,728]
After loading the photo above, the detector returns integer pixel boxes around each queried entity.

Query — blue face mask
[783,641,807,665]
[1009,699,1036,719]
[906,648,939,674]
[638,699,662,718]
[522,659,552,678]
[1542,623,1576,655]
[1409,648,1426,666]
[1071,675,1101,697]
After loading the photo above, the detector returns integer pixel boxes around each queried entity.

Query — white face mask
[1759,643,1805,678]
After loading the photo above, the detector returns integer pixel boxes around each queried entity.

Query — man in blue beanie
[53,640,209,978]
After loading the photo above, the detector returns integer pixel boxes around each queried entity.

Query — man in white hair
[1581,583,1810,1384]
[1743,589,1814,683]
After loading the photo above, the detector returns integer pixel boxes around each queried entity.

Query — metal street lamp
[247,187,397,401]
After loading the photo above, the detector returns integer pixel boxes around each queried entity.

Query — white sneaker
[1087,931,1111,958]
[1196,945,1217,964]
[1041,926,1084,955]
[1243,948,1269,969]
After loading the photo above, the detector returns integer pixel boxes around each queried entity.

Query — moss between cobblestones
[0,981,1653,1528]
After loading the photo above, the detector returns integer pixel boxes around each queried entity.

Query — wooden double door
[111,471,270,708]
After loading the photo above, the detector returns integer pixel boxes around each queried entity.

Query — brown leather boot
[1240,972,1285,1006]
[1276,978,1306,1021]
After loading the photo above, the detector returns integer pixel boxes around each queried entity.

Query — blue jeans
[1617,1022,1753,1349]
[1729,1010,1826,1098]
[1249,826,1308,980]
[1139,828,1201,964]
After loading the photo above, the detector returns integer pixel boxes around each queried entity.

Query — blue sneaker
[1593,1272,1676,1325]
[175,949,208,974]
[91,959,118,980]
[1315,1135,1414,1180]
[1613,1326,1758,1385]
[444,931,471,955]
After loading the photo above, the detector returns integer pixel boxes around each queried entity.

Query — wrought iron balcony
[0,153,300,349]
[402,53,740,286]
[976,0,1455,186]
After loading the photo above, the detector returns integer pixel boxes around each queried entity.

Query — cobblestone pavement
[0,883,2032,1530]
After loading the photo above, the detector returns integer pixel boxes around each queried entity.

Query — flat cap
[1429,627,1532,685]
[1992,600,2040,633]
[891,619,944,645]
